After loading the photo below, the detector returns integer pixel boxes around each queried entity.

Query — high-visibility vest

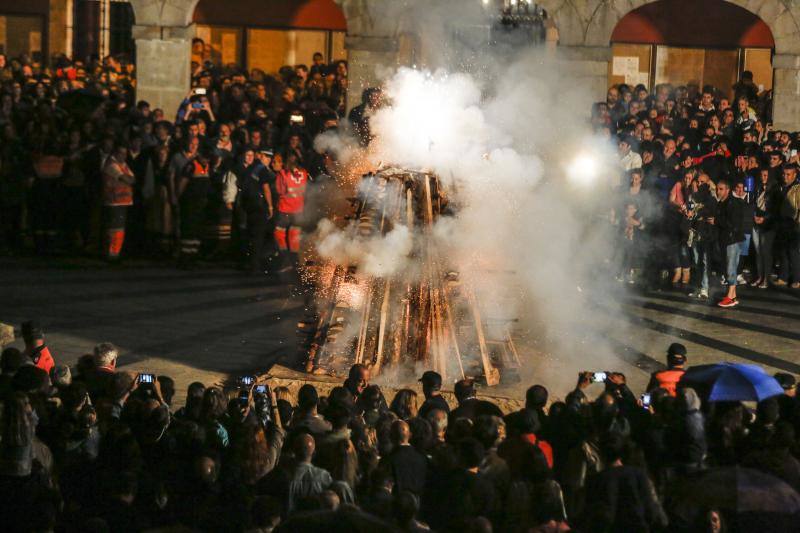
[33,155,64,179]
[652,368,685,397]
[276,168,308,213]
[102,158,135,206]
[30,345,55,374]
[190,160,210,180]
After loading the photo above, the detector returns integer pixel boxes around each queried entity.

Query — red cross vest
[102,158,134,206]
[275,167,308,214]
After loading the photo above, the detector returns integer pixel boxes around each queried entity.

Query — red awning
[611,0,774,49]
[193,0,347,31]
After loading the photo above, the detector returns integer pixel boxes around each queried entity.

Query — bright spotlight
[568,153,599,186]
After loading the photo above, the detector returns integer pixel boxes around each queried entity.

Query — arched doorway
[192,0,347,73]
[608,0,774,99]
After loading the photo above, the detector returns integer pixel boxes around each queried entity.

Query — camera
[193,87,207,96]
[289,114,304,125]
[239,375,255,387]
[138,373,155,384]
[255,384,268,394]
[591,372,607,383]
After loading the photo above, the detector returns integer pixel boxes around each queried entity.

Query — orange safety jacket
[189,160,210,180]
[29,345,55,374]
[33,155,64,179]
[102,157,135,206]
[649,368,685,397]
[275,168,308,214]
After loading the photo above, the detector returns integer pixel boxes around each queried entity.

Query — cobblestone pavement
[2,257,799,404]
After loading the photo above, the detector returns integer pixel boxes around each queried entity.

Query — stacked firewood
[299,168,520,386]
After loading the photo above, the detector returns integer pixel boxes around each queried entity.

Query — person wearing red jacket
[21,320,54,374]
[273,152,308,272]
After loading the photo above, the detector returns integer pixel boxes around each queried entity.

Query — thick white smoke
[312,12,647,393]
[316,218,414,278]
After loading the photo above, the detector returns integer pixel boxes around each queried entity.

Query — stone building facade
[127,0,800,129]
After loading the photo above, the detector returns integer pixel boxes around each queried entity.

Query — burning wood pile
[298,168,521,387]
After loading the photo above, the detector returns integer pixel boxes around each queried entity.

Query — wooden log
[372,279,392,374]
[467,287,500,386]
[305,265,345,372]
[442,288,466,381]
[506,329,523,368]
[354,284,373,365]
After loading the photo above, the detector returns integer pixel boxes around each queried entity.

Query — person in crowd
[273,152,308,273]
[713,179,747,307]
[751,166,781,288]
[378,419,427,496]
[284,433,332,515]
[418,370,449,418]
[290,384,332,438]
[101,143,135,261]
[1,334,799,532]
[647,342,687,396]
[389,389,419,421]
[176,145,212,263]
[21,320,55,374]
[776,163,800,288]
[451,378,504,422]
[582,433,668,532]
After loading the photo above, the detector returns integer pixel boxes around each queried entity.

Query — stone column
[133,24,193,120]
[344,35,398,112]
[555,45,611,109]
[772,54,800,131]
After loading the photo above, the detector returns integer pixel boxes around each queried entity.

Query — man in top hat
[21,320,54,374]
[646,342,687,397]
[418,370,450,419]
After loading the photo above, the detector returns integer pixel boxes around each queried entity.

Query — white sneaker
[689,289,709,300]
[737,274,747,285]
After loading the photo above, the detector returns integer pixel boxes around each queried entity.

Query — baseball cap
[419,371,442,390]
[774,372,797,390]
[258,149,274,157]
[667,343,687,364]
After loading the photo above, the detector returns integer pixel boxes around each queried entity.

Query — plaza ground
[1,257,798,406]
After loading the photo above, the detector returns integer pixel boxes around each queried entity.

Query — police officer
[647,342,687,397]
[238,148,274,274]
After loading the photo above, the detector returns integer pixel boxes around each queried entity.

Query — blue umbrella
[680,362,784,402]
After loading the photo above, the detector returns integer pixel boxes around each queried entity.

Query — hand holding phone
[591,372,607,383]
[138,373,155,384]
[641,393,652,408]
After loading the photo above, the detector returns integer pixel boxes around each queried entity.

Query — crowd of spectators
[0,50,354,273]
[595,72,800,308]
[4,323,800,532]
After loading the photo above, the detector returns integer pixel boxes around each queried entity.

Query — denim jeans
[752,227,776,280]
[725,242,743,286]
[693,242,711,290]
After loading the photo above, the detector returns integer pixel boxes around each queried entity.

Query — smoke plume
[312,4,646,394]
